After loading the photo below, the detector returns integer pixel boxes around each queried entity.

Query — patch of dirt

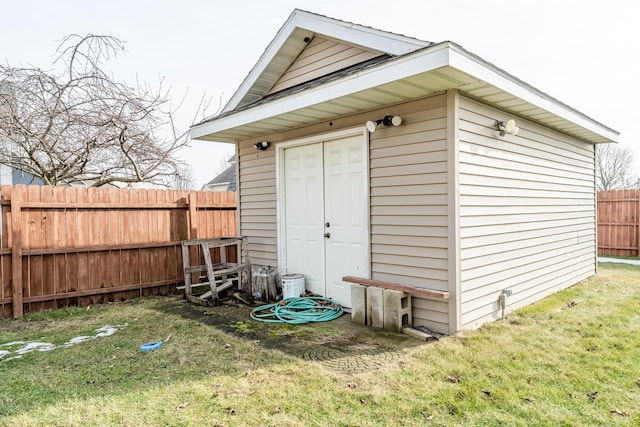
[0,318,54,334]
[153,297,426,374]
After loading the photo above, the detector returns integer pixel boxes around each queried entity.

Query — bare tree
[172,165,196,190]
[0,34,190,187]
[596,144,639,191]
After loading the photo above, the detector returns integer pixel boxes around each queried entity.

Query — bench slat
[342,276,449,300]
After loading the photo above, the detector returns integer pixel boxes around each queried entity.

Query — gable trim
[222,9,430,113]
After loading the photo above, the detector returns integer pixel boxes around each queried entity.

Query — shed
[190,9,619,334]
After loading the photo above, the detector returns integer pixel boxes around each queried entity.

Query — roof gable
[265,35,383,95]
[222,9,431,113]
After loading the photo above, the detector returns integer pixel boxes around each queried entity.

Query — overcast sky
[1,0,638,188]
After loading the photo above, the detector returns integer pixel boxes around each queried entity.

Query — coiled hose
[250,297,343,324]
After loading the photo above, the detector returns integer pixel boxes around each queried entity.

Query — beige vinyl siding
[266,36,382,95]
[458,96,596,330]
[237,94,448,257]
[237,94,451,333]
[370,93,450,333]
[237,146,277,266]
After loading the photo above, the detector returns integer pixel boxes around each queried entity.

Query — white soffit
[447,44,619,143]
[222,9,431,113]
[191,41,619,144]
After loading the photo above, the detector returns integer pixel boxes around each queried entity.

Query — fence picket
[597,189,640,256]
[0,185,237,318]
[52,187,67,308]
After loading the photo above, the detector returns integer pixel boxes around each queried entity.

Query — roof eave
[190,42,619,144]
[446,42,619,143]
[190,43,451,141]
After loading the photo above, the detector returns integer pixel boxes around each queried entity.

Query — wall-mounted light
[366,115,402,133]
[494,119,519,137]
[253,141,270,151]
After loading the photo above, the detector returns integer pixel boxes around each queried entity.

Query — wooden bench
[342,276,449,300]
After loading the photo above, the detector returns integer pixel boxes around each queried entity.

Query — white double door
[282,133,368,308]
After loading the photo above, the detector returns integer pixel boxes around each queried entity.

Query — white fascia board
[190,45,451,141]
[222,9,429,114]
[291,11,429,55]
[447,43,619,143]
[222,12,313,113]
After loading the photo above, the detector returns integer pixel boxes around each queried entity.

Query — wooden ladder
[181,237,251,306]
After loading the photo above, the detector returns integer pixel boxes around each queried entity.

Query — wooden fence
[0,185,237,319]
[597,189,640,256]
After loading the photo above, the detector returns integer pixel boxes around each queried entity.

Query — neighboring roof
[203,155,237,191]
[191,10,619,145]
[205,164,234,185]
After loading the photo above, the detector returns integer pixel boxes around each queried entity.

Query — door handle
[323,232,331,238]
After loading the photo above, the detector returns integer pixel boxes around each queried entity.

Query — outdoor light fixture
[253,141,270,151]
[494,119,519,137]
[366,115,402,133]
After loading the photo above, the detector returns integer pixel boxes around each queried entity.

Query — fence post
[11,185,24,318]
[186,191,200,286]
[636,189,640,257]
[188,191,198,240]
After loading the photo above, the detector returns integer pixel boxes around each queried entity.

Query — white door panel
[323,136,368,306]
[284,143,324,295]
[283,133,368,307]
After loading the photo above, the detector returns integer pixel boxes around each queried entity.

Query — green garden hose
[250,297,343,324]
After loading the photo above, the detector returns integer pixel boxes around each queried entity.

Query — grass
[1,263,639,426]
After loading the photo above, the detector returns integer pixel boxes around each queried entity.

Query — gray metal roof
[203,157,236,191]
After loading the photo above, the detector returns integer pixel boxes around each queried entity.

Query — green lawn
[1,263,639,426]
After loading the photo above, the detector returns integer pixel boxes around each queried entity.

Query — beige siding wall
[237,147,277,266]
[266,36,382,95]
[369,94,450,333]
[458,96,596,330]
[237,94,451,333]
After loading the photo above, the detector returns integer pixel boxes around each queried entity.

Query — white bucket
[281,273,305,299]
